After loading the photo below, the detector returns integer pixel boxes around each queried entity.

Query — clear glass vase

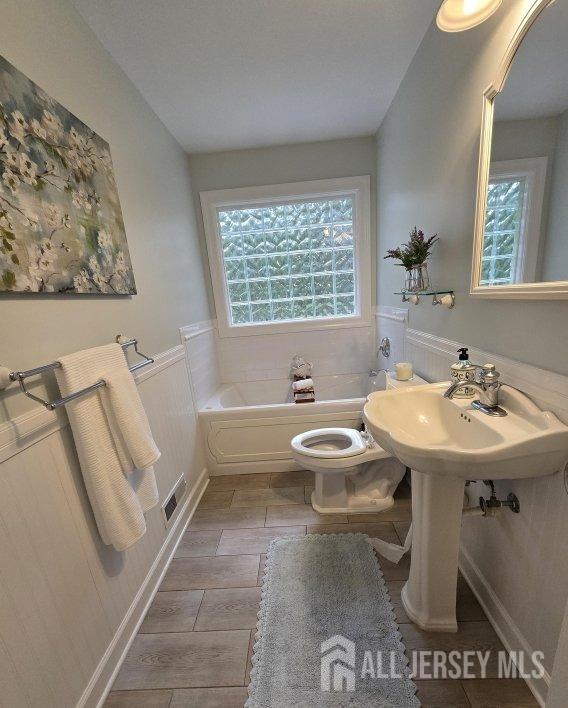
[405,263,430,292]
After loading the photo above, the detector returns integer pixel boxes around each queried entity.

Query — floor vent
[162,477,187,526]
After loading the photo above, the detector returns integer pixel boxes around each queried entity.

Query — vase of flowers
[384,227,438,292]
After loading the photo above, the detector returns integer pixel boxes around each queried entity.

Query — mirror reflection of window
[483,158,547,285]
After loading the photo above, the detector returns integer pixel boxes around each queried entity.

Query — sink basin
[364,382,568,480]
[364,381,568,634]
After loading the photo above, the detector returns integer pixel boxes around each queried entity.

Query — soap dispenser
[450,347,476,398]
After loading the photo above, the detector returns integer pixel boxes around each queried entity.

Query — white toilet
[291,372,426,514]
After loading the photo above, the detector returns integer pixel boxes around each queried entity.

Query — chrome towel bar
[2,336,154,411]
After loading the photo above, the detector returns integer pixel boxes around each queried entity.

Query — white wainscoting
[0,340,209,708]
[406,328,568,706]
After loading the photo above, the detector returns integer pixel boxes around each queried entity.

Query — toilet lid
[291,428,366,459]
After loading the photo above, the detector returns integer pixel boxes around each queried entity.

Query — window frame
[482,157,547,286]
[200,176,372,338]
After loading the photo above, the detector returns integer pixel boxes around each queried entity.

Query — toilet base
[311,489,395,515]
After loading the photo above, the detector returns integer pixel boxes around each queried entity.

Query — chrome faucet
[444,363,507,417]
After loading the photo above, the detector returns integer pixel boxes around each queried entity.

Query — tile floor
[105,472,538,707]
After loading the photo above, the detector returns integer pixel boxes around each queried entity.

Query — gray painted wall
[376,0,568,375]
[543,110,568,281]
[0,0,211,420]
[188,136,378,314]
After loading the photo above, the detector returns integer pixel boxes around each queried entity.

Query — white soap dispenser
[450,347,476,398]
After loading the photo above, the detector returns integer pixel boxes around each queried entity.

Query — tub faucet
[444,364,507,417]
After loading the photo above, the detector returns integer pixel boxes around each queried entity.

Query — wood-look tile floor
[106,473,537,707]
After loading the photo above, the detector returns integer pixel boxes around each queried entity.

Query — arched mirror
[471,0,568,298]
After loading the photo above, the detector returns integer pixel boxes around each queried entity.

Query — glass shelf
[394,289,454,296]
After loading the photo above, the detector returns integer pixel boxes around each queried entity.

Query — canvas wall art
[0,55,136,293]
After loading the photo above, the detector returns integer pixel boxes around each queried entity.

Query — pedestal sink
[364,382,568,632]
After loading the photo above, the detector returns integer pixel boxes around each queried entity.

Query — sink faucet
[444,363,507,417]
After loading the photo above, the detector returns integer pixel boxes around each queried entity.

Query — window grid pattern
[218,197,356,325]
[482,178,526,285]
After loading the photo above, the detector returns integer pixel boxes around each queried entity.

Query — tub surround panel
[215,324,375,384]
[376,306,409,373]
[181,321,221,409]
[406,327,568,704]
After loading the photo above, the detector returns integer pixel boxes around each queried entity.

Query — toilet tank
[385,371,427,389]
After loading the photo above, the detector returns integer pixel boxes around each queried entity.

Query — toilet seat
[291,427,367,459]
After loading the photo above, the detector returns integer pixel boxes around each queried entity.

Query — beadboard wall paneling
[0,340,208,708]
[405,328,568,705]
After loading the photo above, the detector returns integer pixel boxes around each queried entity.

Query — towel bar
[1,336,154,411]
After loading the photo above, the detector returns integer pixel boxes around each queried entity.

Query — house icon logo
[320,635,356,692]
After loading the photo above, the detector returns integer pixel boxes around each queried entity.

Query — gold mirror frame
[470,0,567,299]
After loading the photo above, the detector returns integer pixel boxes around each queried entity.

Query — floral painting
[0,55,136,293]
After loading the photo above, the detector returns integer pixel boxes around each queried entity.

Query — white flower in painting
[15,273,35,292]
[0,126,7,148]
[4,148,21,171]
[68,126,87,149]
[0,212,13,230]
[62,212,71,229]
[22,212,39,231]
[29,118,47,141]
[41,110,63,140]
[72,188,92,213]
[2,168,19,194]
[8,110,27,142]
[43,202,64,229]
[17,153,38,186]
[73,269,91,292]
[97,229,113,251]
[115,250,127,275]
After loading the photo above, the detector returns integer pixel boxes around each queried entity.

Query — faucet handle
[480,363,500,384]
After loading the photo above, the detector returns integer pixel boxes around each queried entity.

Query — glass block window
[482,177,526,286]
[217,197,357,325]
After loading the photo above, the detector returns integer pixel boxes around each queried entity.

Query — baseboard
[209,459,303,476]
[78,467,209,708]
[459,546,549,706]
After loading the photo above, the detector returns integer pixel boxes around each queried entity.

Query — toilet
[291,371,426,514]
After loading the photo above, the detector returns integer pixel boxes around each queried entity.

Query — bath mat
[246,534,419,707]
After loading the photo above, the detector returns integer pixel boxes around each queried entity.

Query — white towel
[100,367,161,473]
[293,377,314,392]
[55,343,159,551]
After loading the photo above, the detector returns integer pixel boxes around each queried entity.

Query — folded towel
[293,378,314,392]
[55,343,159,551]
[100,367,161,472]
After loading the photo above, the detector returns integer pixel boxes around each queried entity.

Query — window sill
[216,313,372,338]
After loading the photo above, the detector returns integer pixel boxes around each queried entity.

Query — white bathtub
[199,373,376,475]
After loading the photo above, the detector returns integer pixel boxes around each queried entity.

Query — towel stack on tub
[290,355,315,403]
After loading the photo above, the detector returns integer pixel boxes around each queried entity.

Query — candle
[395,362,413,381]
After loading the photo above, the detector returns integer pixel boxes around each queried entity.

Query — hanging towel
[100,367,161,473]
[55,343,159,551]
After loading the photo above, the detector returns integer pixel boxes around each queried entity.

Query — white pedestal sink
[364,382,568,633]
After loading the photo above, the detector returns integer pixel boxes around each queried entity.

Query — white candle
[395,362,413,381]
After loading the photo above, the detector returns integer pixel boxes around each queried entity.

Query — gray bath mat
[246,534,419,707]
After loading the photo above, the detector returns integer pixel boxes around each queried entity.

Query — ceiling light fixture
[436,0,503,32]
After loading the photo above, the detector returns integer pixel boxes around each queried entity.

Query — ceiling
[71,0,439,153]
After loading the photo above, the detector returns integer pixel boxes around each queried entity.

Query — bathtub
[199,373,378,475]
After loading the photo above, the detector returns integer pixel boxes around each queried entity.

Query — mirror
[471,0,568,298]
